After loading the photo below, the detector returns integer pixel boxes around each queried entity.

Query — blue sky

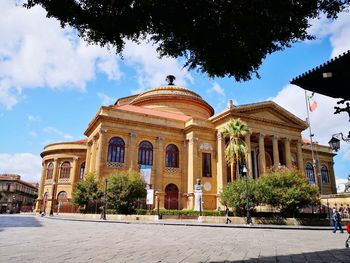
[0,0,349,190]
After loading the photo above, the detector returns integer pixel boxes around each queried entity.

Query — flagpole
[304,90,319,189]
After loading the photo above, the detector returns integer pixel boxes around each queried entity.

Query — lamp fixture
[328,132,350,152]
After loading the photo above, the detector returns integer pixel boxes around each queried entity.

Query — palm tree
[222,118,249,181]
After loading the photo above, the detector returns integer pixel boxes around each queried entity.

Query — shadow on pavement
[208,248,350,262]
[0,216,42,228]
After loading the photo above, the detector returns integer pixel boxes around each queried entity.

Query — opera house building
[36,77,337,212]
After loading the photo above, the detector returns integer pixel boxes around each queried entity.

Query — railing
[107,162,125,169]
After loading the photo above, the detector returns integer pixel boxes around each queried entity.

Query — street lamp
[328,132,350,152]
[49,181,56,216]
[102,178,108,220]
[243,164,252,225]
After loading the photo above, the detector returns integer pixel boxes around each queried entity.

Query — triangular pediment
[232,101,308,129]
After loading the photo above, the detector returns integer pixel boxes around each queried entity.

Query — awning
[291,50,350,100]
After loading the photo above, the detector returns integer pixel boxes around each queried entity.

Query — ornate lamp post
[49,181,56,216]
[102,178,108,220]
[243,164,252,225]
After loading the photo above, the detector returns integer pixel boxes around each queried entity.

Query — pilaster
[216,132,227,208]
[187,133,198,193]
[155,136,164,191]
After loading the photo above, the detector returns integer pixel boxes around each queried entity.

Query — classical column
[39,161,47,198]
[128,132,137,170]
[96,129,106,179]
[216,132,227,209]
[329,161,337,193]
[36,161,47,212]
[187,133,198,194]
[284,138,292,168]
[296,139,304,173]
[258,133,266,175]
[272,135,280,169]
[85,140,92,174]
[70,157,79,184]
[155,136,164,192]
[244,131,252,177]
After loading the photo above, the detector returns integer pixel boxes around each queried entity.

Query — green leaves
[222,118,248,165]
[106,170,146,215]
[25,0,350,80]
[220,168,320,216]
[72,173,102,207]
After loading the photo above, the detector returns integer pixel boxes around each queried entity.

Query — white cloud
[0,153,42,183]
[207,82,226,97]
[43,126,73,139]
[309,9,350,57]
[29,130,37,137]
[271,84,349,146]
[27,114,40,122]
[123,40,193,93]
[97,92,115,106]
[0,0,121,110]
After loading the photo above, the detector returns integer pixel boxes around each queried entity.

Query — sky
[0,0,349,191]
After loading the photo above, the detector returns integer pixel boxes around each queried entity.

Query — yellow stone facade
[36,84,337,213]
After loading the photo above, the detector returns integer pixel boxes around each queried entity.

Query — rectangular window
[202,153,212,177]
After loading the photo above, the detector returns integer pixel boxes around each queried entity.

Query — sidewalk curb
[43,215,334,231]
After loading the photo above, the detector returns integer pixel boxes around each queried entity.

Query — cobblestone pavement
[1,215,350,263]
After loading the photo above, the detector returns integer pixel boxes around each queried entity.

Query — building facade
[0,174,38,213]
[36,81,337,212]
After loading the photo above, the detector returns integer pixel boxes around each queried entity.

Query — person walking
[225,205,231,224]
[332,209,344,233]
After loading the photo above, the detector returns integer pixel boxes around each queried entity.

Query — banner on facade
[146,189,154,205]
[140,164,152,186]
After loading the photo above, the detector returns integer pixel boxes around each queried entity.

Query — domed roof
[130,85,214,118]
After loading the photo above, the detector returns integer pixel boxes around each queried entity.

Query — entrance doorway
[165,184,179,210]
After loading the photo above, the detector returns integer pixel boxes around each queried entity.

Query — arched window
[57,191,68,202]
[59,162,71,179]
[305,163,315,185]
[138,141,153,165]
[165,144,179,168]
[79,162,85,181]
[107,137,125,163]
[46,163,54,179]
[321,165,329,184]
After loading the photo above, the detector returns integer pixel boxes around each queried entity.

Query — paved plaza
[1,215,350,263]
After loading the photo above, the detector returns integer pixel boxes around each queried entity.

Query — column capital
[188,137,198,145]
[258,133,265,139]
[87,140,93,146]
[98,128,107,136]
[283,137,291,143]
[73,156,79,161]
[217,131,224,140]
[129,132,137,138]
[272,135,279,140]
[53,158,59,162]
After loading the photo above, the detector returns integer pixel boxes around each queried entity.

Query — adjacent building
[36,78,337,213]
[0,174,38,213]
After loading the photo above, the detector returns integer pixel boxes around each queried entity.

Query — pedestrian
[332,209,344,233]
[225,205,231,224]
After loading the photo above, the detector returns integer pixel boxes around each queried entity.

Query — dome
[130,86,214,119]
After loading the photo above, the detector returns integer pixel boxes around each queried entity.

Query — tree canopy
[220,168,320,216]
[106,170,146,214]
[25,0,350,81]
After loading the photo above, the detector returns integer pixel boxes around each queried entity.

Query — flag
[310,100,318,112]
[307,92,318,112]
